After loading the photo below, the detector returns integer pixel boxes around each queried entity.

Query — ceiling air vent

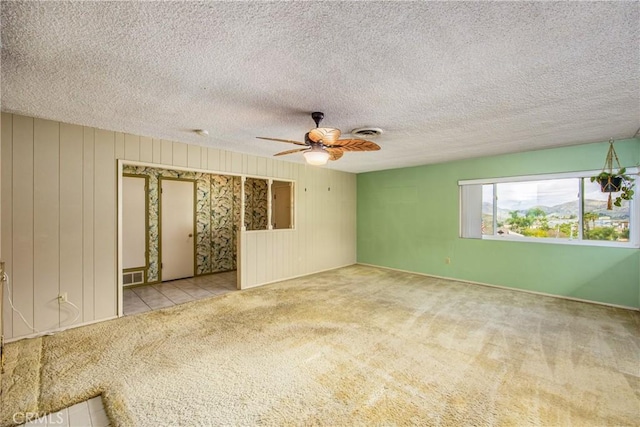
[351,127,383,138]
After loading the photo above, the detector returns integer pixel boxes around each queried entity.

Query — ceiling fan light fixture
[258,112,381,164]
[303,146,330,165]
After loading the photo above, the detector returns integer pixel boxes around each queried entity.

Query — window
[460,169,638,247]
[271,181,294,229]
[243,178,295,231]
[583,179,631,242]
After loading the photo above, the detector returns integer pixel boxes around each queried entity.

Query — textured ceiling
[1,1,639,173]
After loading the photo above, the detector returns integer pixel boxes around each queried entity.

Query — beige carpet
[2,265,639,426]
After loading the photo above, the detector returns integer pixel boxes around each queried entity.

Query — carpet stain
[1,265,639,426]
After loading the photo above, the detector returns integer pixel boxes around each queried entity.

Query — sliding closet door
[161,179,195,281]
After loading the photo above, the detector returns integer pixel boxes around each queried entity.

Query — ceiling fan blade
[326,148,344,161]
[326,138,381,151]
[256,137,307,146]
[273,148,309,157]
[308,127,341,145]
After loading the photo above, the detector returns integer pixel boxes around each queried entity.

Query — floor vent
[123,270,144,286]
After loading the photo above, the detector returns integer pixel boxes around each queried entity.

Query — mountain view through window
[482,178,630,242]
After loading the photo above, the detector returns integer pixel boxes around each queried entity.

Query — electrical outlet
[58,292,68,303]
[445,257,451,265]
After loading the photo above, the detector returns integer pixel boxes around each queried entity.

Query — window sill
[243,228,297,233]
[481,234,639,249]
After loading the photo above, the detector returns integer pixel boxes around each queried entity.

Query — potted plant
[590,139,635,209]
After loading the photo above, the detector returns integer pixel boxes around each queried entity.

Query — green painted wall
[357,138,640,308]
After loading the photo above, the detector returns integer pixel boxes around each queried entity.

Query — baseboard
[123,280,159,289]
[194,269,236,278]
[357,262,640,312]
[5,315,119,344]
[7,267,353,341]
[8,262,633,342]
[240,263,357,290]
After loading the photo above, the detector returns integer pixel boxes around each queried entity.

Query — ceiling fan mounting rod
[311,111,324,128]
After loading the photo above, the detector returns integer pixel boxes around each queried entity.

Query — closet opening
[118,163,241,316]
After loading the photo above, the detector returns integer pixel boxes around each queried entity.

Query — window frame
[459,168,639,248]
[241,176,297,233]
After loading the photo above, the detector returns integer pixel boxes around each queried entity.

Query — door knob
[188,233,193,237]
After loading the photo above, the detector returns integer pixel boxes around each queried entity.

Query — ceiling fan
[257,112,381,165]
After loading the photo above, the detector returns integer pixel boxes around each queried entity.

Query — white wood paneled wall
[1,113,357,340]
[240,163,356,289]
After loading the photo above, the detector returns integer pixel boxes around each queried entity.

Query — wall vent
[123,270,144,286]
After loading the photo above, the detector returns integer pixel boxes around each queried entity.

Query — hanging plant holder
[590,139,635,210]
[599,176,622,193]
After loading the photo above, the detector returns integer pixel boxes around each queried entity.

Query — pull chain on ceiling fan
[257,112,381,165]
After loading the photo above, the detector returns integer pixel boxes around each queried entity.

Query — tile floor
[19,395,109,427]
[123,270,237,316]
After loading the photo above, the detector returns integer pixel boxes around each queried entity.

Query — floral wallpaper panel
[123,165,242,283]
[244,178,269,230]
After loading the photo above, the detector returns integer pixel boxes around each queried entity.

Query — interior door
[161,179,195,281]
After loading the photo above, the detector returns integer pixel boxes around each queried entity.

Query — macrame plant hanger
[600,138,622,210]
